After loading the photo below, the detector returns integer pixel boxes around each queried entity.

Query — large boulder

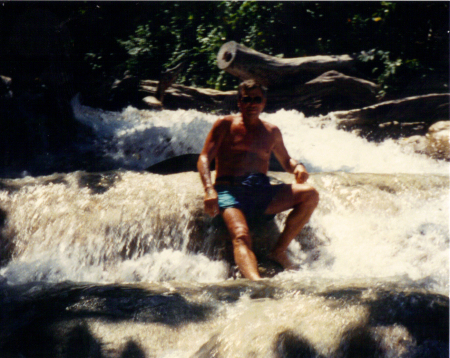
[264,70,379,115]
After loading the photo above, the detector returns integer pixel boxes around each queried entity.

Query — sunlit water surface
[0,98,448,357]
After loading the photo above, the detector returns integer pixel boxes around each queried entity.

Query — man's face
[238,87,266,120]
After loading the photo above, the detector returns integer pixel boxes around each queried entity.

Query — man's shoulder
[260,119,280,133]
[213,114,239,127]
[218,114,240,122]
[209,115,236,136]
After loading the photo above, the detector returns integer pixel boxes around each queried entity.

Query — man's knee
[231,229,252,249]
[307,187,320,208]
[293,184,319,208]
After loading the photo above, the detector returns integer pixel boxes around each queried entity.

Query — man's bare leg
[222,208,262,280]
[265,184,319,269]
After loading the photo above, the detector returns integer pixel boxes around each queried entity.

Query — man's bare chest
[227,124,272,153]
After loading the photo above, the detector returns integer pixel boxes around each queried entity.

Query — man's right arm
[197,118,228,216]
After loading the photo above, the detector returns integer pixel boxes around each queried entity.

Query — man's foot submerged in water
[267,250,301,271]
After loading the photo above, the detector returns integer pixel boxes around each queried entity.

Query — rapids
[0,98,448,357]
[71,95,449,175]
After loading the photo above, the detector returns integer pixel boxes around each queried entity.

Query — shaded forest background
[0,1,448,100]
[0,1,448,177]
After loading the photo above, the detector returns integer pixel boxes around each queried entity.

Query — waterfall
[71,96,449,175]
[0,98,447,357]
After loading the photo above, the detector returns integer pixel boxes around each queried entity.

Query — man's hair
[238,79,267,99]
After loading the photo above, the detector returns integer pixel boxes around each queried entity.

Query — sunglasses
[240,96,263,104]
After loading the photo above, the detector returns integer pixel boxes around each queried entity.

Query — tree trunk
[217,41,355,87]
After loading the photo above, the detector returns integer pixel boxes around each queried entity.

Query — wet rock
[0,207,15,267]
[147,154,203,174]
[142,95,163,109]
[146,153,283,175]
[328,93,449,142]
[398,121,450,161]
[427,121,450,160]
[274,330,318,358]
[0,280,447,358]
[267,70,380,116]
[398,135,429,154]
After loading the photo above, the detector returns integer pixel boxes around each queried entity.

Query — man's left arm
[272,127,309,184]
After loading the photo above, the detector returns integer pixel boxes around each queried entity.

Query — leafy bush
[48,1,447,96]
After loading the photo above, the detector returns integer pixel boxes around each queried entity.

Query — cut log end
[217,41,237,70]
[217,41,357,87]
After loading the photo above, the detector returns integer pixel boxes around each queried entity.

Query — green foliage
[52,1,448,96]
[351,1,448,98]
[358,49,405,97]
[114,1,288,90]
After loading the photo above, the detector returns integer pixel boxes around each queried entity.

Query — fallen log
[325,93,450,141]
[137,42,378,114]
[140,80,237,113]
[140,71,380,116]
[217,41,355,87]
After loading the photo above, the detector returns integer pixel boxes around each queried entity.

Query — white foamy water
[0,170,447,294]
[72,96,449,175]
[0,172,229,285]
[264,110,449,175]
[0,100,448,294]
[275,173,449,294]
[0,99,448,357]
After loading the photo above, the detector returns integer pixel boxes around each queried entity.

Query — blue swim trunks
[214,173,284,219]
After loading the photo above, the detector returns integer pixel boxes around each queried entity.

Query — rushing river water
[0,98,448,357]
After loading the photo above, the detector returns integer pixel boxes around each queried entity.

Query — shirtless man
[197,80,319,280]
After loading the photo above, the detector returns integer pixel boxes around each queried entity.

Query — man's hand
[204,187,220,217]
[293,164,309,184]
